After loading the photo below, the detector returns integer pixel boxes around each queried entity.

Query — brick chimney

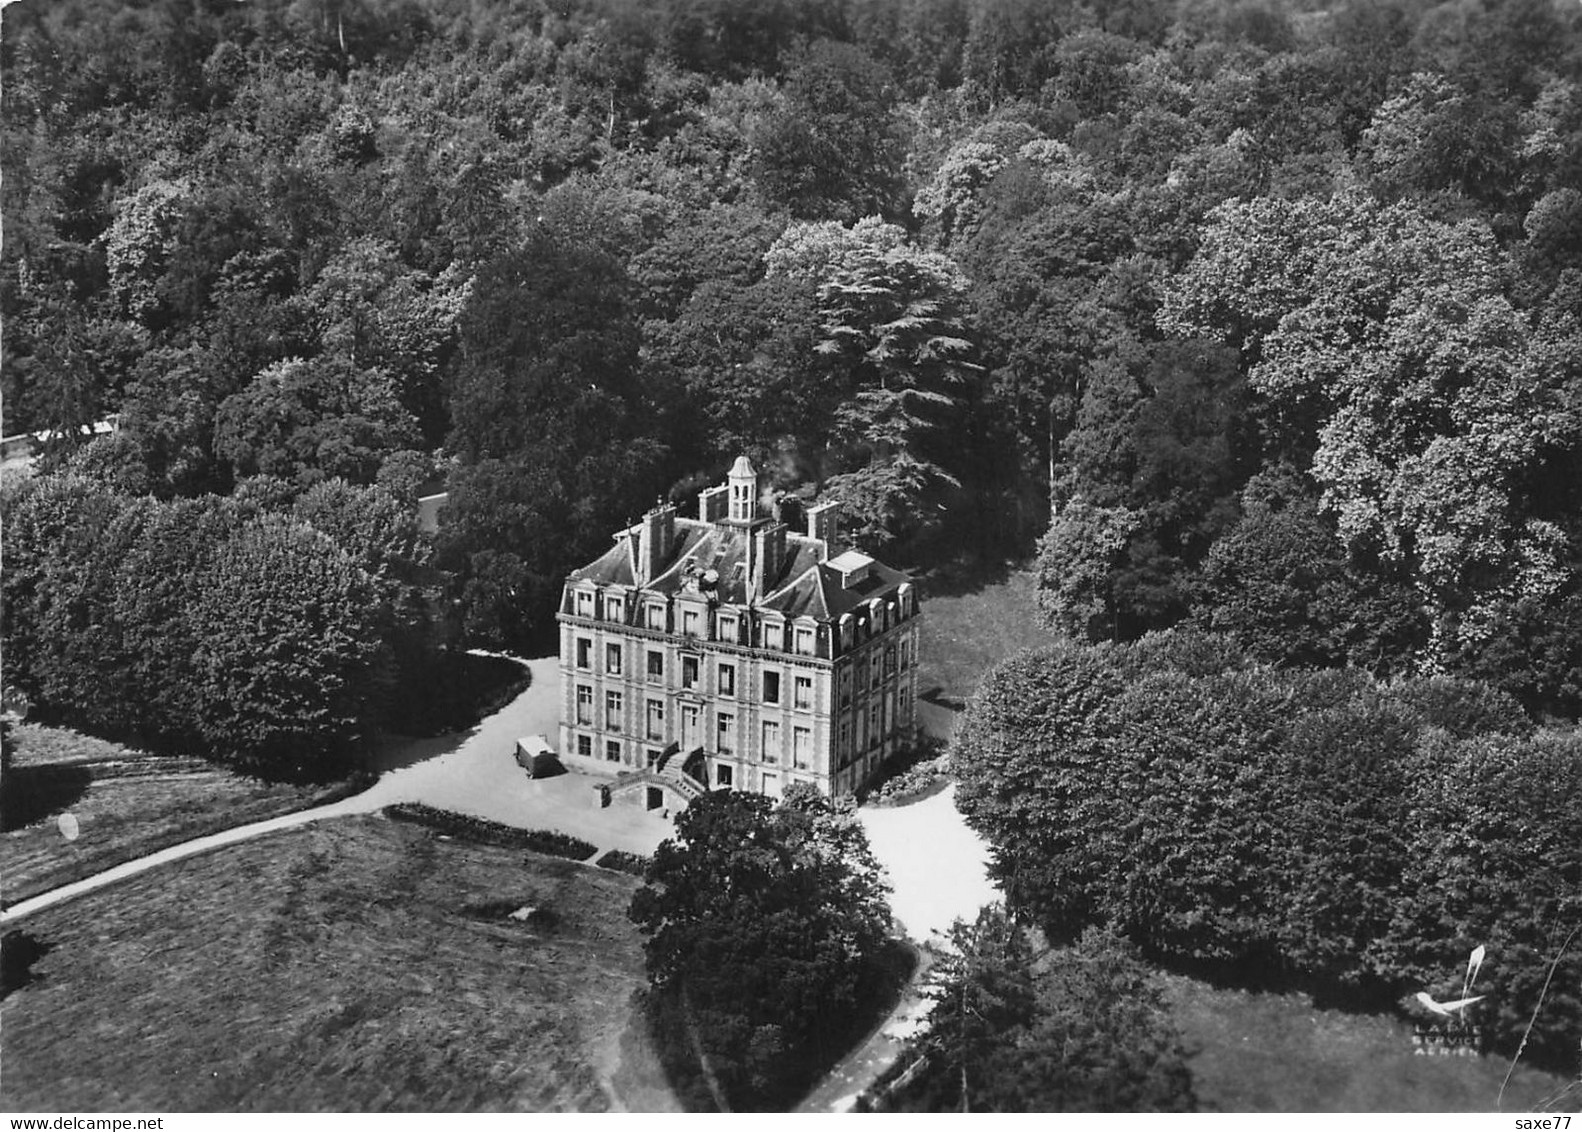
[806,501,840,561]
[638,502,676,584]
[698,484,729,524]
[751,522,787,600]
[774,495,804,532]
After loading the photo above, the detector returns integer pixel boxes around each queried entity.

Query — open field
[3,723,341,906]
[1163,973,1578,1113]
[0,815,677,1112]
[915,565,1054,708]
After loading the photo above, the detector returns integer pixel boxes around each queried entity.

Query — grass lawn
[915,565,1054,708]
[1162,973,1578,1113]
[1,815,678,1112]
[3,723,346,907]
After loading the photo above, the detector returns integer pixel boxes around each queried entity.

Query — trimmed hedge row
[384,803,598,860]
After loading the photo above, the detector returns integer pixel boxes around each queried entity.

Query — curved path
[0,794,377,925]
[1,655,671,927]
[793,786,999,1112]
[1,660,1000,1111]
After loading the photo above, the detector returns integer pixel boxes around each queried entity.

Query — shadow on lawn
[1158,948,1402,1018]
[1,930,52,1000]
[0,764,91,833]
[381,650,531,740]
[912,554,1021,600]
[365,651,534,775]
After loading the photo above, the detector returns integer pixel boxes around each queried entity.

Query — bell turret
[727,455,758,524]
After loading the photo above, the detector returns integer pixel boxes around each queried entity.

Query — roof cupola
[728,455,758,524]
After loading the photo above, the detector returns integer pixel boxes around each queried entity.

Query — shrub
[595,850,650,876]
[859,734,950,806]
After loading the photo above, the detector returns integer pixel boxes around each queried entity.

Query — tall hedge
[950,642,1128,931]
[951,634,1579,1068]
[2,473,389,777]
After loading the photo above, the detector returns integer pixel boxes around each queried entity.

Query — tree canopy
[629,785,893,1110]
[5,0,1579,691]
[950,633,1582,1070]
[870,908,1196,1113]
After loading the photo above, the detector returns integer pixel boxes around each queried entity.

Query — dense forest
[4,0,1580,718]
[4,0,1580,1103]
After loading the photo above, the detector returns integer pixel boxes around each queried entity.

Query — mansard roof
[566,516,910,623]
[760,558,911,620]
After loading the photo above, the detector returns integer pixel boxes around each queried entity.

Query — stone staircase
[604,747,709,810]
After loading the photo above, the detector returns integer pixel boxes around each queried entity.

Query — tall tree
[877,911,1195,1112]
[768,218,980,551]
[1161,193,1582,665]
[750,40,906,222]
[214,354,420,489]
[630,785,893,1110]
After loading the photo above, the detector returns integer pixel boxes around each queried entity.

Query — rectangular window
[606,642,623,675]
[763,671,781,705]
[647,650,664,682]
[577,734,592,759]
[646,699,665,740]
[869,705,880,748]
[604,595,623,622]
[716,764,733,787]
[576,591,594,617]
[575,638,591,669]
[793,726,812,770]
[647,603,665,630]
[793,675,812,710]
[682,655,699,689]
[718,662,736,698]
[762,721,781,764]
[719,614,736,642]
[795,626,814,656]
[606,740,621,763]
[576,684,592,725]
[682,608,701,638]
[717,712,735,754]
[839,721,851,764]
[605,690,623,731]
[840,670,852,708]
[870,655,881,689]
[765,622,783,650]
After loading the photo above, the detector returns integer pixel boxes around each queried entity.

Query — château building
[556,456,921,812]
